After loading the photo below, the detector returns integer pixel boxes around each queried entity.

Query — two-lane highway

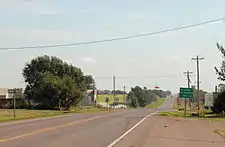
[0,108,155,147]
[0,98,173,147]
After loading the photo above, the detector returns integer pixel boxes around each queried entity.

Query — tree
[149,89,171,98]
[84,75,95,89]
[212,92,225,113]
[215,43,225,80]
[127,92,139,107]
[127,86,158,107]
[213,43,225,113]
[23,55,92,109]
[218,84,225,92]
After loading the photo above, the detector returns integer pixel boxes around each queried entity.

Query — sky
[1,0,225,93]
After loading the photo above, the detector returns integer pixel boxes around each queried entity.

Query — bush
[212,92,225,114]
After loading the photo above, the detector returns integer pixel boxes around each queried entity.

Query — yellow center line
[0,115,105,143]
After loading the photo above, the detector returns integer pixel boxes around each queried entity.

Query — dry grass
[0,107,110,122]
[0,109,65,122]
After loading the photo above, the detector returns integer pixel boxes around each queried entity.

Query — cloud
[0,0,66,16]
[29,29,74,41]
[79,57,97,64]
[126,13,146,21]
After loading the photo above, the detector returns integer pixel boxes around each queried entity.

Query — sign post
[105,97,109,108]
[179,87,193,116]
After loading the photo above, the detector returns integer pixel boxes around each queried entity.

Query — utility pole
[93,82,96,106]
[183,70,193,116]
[123,85,126,105]
[192,56,204,111]
[113,76,116,107]
[13,89,16,120]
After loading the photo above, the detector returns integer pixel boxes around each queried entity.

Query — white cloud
[29,29,74,41]
[0,27,87,43]
[126,13,146,21]
[0,0,66,16]
[79,57,97,64]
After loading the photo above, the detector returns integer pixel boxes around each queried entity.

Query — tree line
[97,90,127,95]
[127,86,171,108]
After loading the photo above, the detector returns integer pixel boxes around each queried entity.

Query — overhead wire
[0,17,225,50]
[94,74,196,79]
[94,73,217,79]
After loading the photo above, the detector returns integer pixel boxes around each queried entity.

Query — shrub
[212,92,225,114]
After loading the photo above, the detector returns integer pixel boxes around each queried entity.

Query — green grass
[0,109,66,122]
[0,107,110,123]
[96,94,126,104]
[145,98,165,109]
[158,110,225,121]
[70,107,111,113]
[159,111,190,117]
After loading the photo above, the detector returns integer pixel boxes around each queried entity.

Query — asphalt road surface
[0,98,173,147]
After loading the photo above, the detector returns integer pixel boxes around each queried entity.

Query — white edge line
[107,111,158,147]
[107,97,169,147]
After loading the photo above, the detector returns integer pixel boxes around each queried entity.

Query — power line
[94,74,193,79]
[94,72,217,80]
[1,17,225,50]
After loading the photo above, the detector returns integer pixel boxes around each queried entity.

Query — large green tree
[127,86,157,107]
[214,43,225,113]
[215,43,225,80]
[23,55,91,109]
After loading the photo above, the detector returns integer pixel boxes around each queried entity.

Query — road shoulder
[114,116,225,147]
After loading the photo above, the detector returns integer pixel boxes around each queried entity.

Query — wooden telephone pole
[192,56,204,111]
[183,70,193,116]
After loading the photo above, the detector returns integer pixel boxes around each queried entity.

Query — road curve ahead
[0,98,173,147]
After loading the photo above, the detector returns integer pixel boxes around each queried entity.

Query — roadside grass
[145,98,165,109]
[0,107,110,123]
[158,110,225,121]
[159,111,191,117]
[70,107,111,113]
[0,109,65,122]
[96,94,126,104]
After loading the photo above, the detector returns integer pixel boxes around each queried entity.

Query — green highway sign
[179,87,193,98]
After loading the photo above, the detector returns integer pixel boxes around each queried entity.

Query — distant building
[82,89,97,106]
[204,92,217,109]
[0,88,23,99]
[0,88,8,99]
[0,88,24,108]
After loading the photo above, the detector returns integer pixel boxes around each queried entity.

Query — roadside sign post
[179,87,193,116]
[105,97,109,108]
[13,89,16,120]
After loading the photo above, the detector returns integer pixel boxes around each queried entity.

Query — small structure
[204,92,216,110]
[82,89,97,106]
[0,88,23,99]
[0,88,24,108]
[0,88,8,99]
